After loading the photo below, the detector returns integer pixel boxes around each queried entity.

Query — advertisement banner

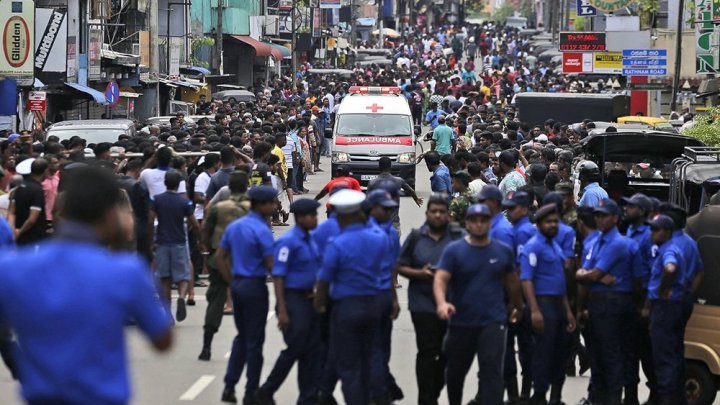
[34,8,67,83]
[88,28,102,81]
[169,37,182,77]
[593,52,623,74]
[0,0,34,86]
[319,0,341,8]
[562,52,593,73]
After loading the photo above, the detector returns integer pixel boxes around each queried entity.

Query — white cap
[15,158,35,175]
[536,134,548,143]
[328,189,366,214]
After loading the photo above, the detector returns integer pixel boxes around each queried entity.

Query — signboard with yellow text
[593,52,623,74]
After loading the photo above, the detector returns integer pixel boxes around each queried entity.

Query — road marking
[179,375,215,401]
[267,311,275,321]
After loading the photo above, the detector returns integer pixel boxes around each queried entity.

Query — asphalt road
[0,153,697,405]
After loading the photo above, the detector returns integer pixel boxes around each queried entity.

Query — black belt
[233,276,266,281]
[589,291,632,300]
[536,295,565,303]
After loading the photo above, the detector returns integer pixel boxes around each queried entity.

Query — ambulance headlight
[397,152,416,164]
[332,152,350,163]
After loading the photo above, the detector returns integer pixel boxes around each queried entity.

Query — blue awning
[64,82,108,105]
[182,66,211,75]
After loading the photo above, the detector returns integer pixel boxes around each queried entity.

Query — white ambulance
[331,86,420,188]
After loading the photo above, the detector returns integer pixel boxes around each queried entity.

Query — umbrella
[372,28,400,38]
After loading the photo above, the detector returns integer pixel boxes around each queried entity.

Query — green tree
[492,4,516,22]
[683,108,720,147]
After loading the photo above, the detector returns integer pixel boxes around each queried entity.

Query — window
[92,0,111,20]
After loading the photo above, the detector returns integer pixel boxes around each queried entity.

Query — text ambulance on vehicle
[331,86,420,188]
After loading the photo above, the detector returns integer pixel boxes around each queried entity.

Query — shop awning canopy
[181,66,212,75]
[119,91,142,98]
[101,49,141,66]
[64,82,108,105]
[266,42,291,59]
[229,35,282,61]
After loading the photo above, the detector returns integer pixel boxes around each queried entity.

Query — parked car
[211,90,256,103]
[46,119,136,145]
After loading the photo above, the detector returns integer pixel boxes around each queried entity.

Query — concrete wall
[654,29,697,79]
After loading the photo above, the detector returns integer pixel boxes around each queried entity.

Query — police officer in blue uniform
[365,189,403,404]
[502,190,537,403]
[621,193,656,405]
[476,185,514,247]
[576,199,639,405]
[0,166,173,405]
[314,189,390,405]
[255,199,323,405]
[434,203,524,405]
[216,185,277,404]
[577,161,608,208]
[520,204,577,405]
[645,214,686,405]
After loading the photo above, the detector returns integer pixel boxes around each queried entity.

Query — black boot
[506,379,520,402]
[549,382,564,405]
[606,389,623,405]
[530,392,548,405]
[521,377,533,400]
[221,388,237,404]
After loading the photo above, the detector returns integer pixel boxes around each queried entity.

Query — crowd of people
[0,19,706,405]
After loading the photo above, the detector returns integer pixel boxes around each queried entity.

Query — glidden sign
[4,16,30,68]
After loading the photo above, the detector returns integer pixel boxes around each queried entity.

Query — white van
[331,86,420,188]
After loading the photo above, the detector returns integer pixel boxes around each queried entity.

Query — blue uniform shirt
[317,223,388,300]
[556,221,577,259]
[582,230,600,263]
[0,217,13,248]
[512,216,536,260]
[582,227,638,293]
[520,234,567,296]
[490,212,515,250]
[0,223,170,405]
[369,217,400,290]
[431,164,452,194]
[648,239,684,301]
[312,213,341,258]
[627,223,653,288]
[672,230,703,290]
[579,182,609,207]
[272,226,321,290]
[438,238,515,327]
[221,211,274,277]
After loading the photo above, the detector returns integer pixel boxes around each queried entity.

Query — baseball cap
[290,198,321,215]
[7,133,19,142]
[247,185,277,203]
[502,191,532,208]
[475,185,503,202]
[536,134,548,143]
[534,203,559,222]
[365,189,399,208]
[593,199,621,216]
[465,203,492,219]
[621,193,652,213]
[647,214,675,231]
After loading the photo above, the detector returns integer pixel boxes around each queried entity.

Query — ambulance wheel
[686,361,717,405]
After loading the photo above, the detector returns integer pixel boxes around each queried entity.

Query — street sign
[622,59,668,66]
[628,83,669,91]
[105,81,119,107]
[559,32,607,51]
[28,91,46,112]
[576,0,597,15]
[621,49,668,57]
[622,68,668,76]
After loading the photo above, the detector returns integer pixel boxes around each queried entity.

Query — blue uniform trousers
[625,310,656,394]
[317,300,338,398]
[503,311,534,385]
[370,289,398,400]
[531,296,570,396]
[444,323,507,405]
[224,277,269,399]
[587,292,634,403]
[650,299,685,398]
[331,295,381,405]
[261,290,322,404]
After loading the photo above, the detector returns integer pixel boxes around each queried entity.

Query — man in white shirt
[193,154,220,221]
[139,147,187,197]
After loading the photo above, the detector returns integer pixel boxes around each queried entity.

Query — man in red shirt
[314,165,361,201]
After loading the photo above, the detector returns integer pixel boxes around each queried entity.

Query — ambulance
[331,86,420,188]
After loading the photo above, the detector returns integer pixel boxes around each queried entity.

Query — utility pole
[150,0,160,115]
[670,0,685,112]
[291,0,297,84]
[215,0,224,74]
[378,0,384,48]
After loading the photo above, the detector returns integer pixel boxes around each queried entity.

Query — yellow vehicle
[617,116,678,133]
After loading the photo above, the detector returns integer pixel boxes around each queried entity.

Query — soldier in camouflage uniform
[556,182,577,229]
[198,171,251,361]
[449,171,475,228]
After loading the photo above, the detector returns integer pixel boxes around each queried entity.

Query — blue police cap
[593,198,621,216]
[621,193,652,213]
[366,189,399,208]
[542,192,564,212]
[290,198,321,215]
[247,185,277,203]
[475,185,503,202]
[647,214,675,231]
[534,203,559,222]
[465,203,492,219]
[502,191,532,208]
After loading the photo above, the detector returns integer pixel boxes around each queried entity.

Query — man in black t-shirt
[13,159,49,246]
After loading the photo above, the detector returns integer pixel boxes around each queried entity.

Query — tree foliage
[492,4,516,22]
[683,107,720,147]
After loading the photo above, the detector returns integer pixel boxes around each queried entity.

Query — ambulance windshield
[336,114,413,136]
